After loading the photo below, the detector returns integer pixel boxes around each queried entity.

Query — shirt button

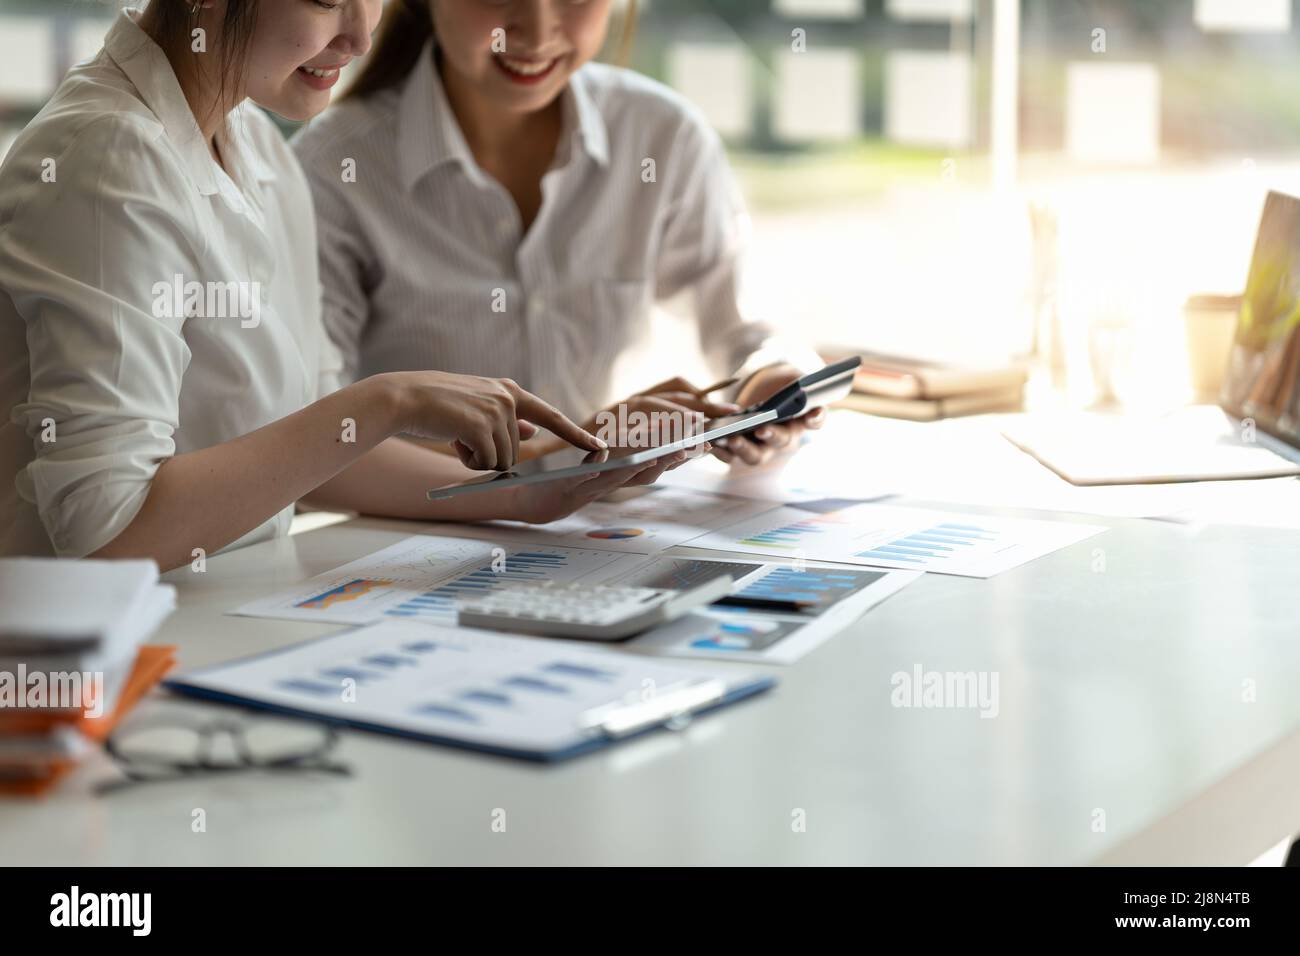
[496,218,512,236]
[530,294,545,313]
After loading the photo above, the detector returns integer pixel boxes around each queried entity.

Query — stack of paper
[825,347,1027,421]
[0,559,178,796]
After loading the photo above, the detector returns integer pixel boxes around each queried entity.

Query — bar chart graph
[856,522,999,565]
[235,535,645,625]
[734,566,885,614]
[386,551,575,621]
[276,613,632,717]
[692,503,1105,578]
[188,620,763,758]
[736,512,849,551]
[274,621,712,736]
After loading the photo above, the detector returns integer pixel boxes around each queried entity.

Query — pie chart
[586,528,646,540]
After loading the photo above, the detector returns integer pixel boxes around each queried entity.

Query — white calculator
[455,577,734,641]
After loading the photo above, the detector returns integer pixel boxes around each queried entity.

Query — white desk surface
[4,491,1300,865]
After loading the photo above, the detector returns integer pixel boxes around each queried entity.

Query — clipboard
[164,620,775,763]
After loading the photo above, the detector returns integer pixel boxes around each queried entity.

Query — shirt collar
[398,41,482,192]
[226,104,279,188]
[565,68,610,168]
[397,44,610,194]
[104,8,275,198]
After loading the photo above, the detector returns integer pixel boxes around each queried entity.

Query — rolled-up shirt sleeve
[1,117,196,557]
[654,118,822,391]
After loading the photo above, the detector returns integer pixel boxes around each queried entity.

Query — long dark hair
[343,0,638,101]
[143,0,261,126]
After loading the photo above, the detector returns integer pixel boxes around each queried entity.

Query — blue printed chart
[387,551,584,622]
[856,521,1001,566]
[689,503,1106,578]
[730,566,886,615]
[629,560,921,664]
[228,535,924,664]
[231,535,647,625]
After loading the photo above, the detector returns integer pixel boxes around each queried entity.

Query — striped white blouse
[292,43,816,422]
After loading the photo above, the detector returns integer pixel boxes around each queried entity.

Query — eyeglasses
[96,713,352,795]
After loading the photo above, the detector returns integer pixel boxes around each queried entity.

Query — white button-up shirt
[292,43,816,422]
[0,10,341,558]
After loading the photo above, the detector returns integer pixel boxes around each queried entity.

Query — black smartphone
[728,355,862,443]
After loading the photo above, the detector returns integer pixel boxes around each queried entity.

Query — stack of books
[827,350,1028,421]
[0,559,177,796]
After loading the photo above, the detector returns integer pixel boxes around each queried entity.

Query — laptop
[1002,190,1300,486]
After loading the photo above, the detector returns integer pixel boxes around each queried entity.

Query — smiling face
[241,0,384,121]
[431,0,613,116]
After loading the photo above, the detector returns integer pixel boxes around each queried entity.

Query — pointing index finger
[514,391,607,452]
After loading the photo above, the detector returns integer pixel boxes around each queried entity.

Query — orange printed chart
[296,579,394,610]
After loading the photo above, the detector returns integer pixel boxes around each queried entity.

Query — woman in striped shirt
[294,0,826,466]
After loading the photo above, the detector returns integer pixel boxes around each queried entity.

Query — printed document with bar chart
[168,620,774,761]
[626,558,920,663]
[230,535,650,625]
[687,503,1106,578]
[227,538,921,663]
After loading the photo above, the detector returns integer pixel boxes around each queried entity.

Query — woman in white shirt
[293,0,826,467]
[0,1,689,569]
